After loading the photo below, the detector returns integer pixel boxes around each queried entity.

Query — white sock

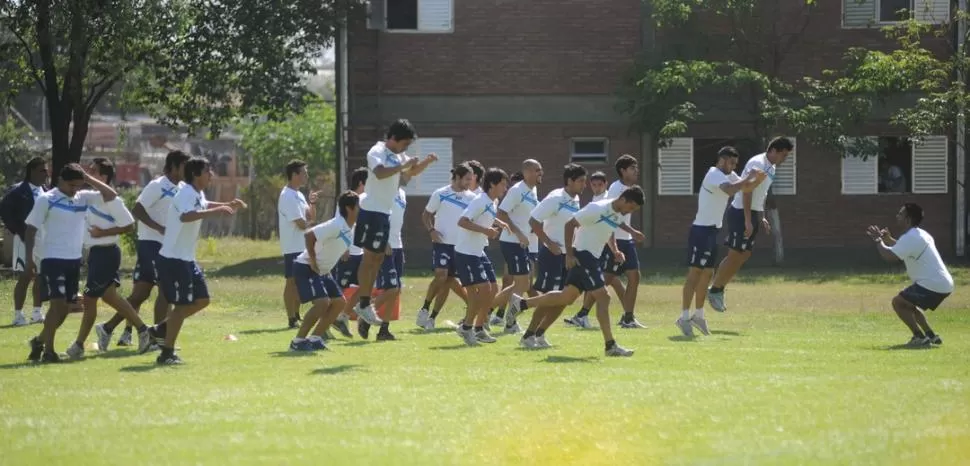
[694,308,705,319]
[307,335,323,342]
[15,309,23,314]
[32,307,42,314]
[680,309,691,320]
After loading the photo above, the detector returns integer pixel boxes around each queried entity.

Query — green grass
[1,238,969,465]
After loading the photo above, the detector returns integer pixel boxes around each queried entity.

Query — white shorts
[12,236,42,273]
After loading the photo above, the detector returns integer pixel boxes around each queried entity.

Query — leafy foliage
[238,96,336,180]
[0,119,42,188]
[117,186,139,255]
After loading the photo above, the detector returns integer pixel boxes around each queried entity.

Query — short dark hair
[164,150,191,172]
[386,119,417,141]
[350,167,368,191]
[563,163,587,184]
[467,160,485,183]
[285,160,307,180]
[60,163,85,182]
[510,171,524,184]
[618,185,645,205]
[767,136,795,153]
[718,146,740,158]
[183,157,211,184]
[338,190,360,218]
[590,171,607,183]
[615,154,638,178]
[451,162,472,180]
[92,157,115,185]
[903,203,924,227]
[483,168,508,192]
[23,156,46,182]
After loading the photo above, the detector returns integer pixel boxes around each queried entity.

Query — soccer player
[96,150,189,349]
[454,168,510,346]
[678,147,765,337]
[416,163,476,330]
[506,186,644,357]
[68,158,155,358]
[278,160,319,328]
[151,157,245,365]
[24,164,118,363]
[564,170,618,327]
[352,119,437,328]
[867,204,953,346]
[491,170,527,327]
[495,160,543,333]
[1,157,48,326]
[359,185,407,341]
[289,191,360,351]
[333,167,368,338]
[604,155,647,329]
[707,136,794,312]
[525,163,586,345]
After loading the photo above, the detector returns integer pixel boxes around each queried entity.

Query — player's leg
[891,294,926,345]
[616,240,645,328]
[491,264,512,324]
[418,261,448,328]
[313,279,347,341]
[495,242,531,332]
[895,285,945,346]
[30,259,80,362]
[566,291,596,328]
[30,275,45,323]
[709,209,758,311]
[371,249,402,341]
[155,260,210,364]
[283,253,302,328]
[12,272,33,326]
[351,210,389,325]
[590,285,633,356]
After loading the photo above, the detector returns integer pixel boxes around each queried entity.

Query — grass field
[1,239,968,465]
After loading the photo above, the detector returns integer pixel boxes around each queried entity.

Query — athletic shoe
[459,327,479,346]
[605,344,634,357]
[421,318,436,331]
[29,309,44,324]
[41,351,64,363]
[415,308,430,328]
[156,353,184,365]
[27,337,43,362]
[332,314,353,338]
[690,315,710,336]
[475,329,497,344]
[928,334,943,345]
[575,315,592,329]
[117,328,133,346]
[619,317,647,329]
[137,328,152,354]
[489,314,504,327]
[519,335,537,349]
[676,317,694,337]
[307,336,328,350]
[288,316,300,329]
[289,339,316,352]
[140,327,162,355]
[95,323,112,351]
[12,311,27,327]
[66,342,85,360]
[358,320,371,340]
[506,294,523,327]
[504,322,521,335]
[563,315,580,327]
[906,336,931,347]
[376,330,396,341]
[355,304,383,326]
[707,289,727,312]
[534,335,552,349]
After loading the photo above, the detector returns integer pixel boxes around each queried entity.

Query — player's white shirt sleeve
[530,192,559,223]
[136,180,161,209]
[498,182,523,216]
[731,154,774,211]
[108,197,136,227]
[704,169,730,193]
[24,192,50,229]
[573,202,603,227]
[425,186,444,214]
[172,187,199,215]
[366,145,385,171]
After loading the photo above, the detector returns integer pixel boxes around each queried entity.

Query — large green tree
[0,0,351,183]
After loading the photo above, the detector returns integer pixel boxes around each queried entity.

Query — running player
[867,204,953,346]
[506,186,642,356]
[495,160,543,333]
[604,155,647,329]
[96,150,188,349]
[24,164,118,362]
[332,167,368,338]
[289,191,360,351]
[678,147,764,337]
[278,160,319,328]
[1,156,48,326]
[491,170,526,326]
[564,170,619,327]
[359,185,407,341]
[707,136,794,312]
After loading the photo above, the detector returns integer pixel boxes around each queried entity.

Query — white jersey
[278,186,310,255]
[591,191,607,202]
[498,181,539,252]
[136,175,181,243]
[425,184,475,245]
[455,192,498,256]
[160,184,207,262]
[296,214,354,273]
[84,197,135,247]
[694,167,740,228]
[530,188,580,248]
[891,228,954,294]
[572,199,624,255]
[361,141,411,215]
[731,153,775,211]
[25,188,102,260]
[606,181,633,240]
[348,193,365,256]
[389,188,406,249]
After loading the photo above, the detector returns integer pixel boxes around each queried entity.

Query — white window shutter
[404,138,453,196]
[914,0,950,24]
[657,138,693,195]
[418,0,453,32]
[912,135,948,194]
[841,137,878,194]
[772,138,797,195]
[843,0,876,27]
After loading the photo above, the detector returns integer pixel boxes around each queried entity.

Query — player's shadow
[268,351,318,358]
[96,349,143,359]
[542,355,597,364]
[668,335,698,342]
[429,344,469,351]
[0,361,36,370]
[878,344,939,351]
[311,364,365,376]
[208,257,282,278]
[119,364,166,372]
[407,328,454,335]
[341,340,371,347]
[239,327,292,336]
[711,330,741,336]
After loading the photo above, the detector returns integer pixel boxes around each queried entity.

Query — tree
[0,0,352,183]
[0,117,42,187]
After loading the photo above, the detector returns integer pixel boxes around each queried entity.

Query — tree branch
[6,27,46,93]
[85,75,122,115]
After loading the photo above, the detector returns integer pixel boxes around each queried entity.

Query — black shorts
[500,241,531,276]
[533,245,567,293]
[724,207,762,252]
[566,250,606,292]
[158,258,210,305]
[353,209,391,253]
[431,243,458,277]
[334,255,362,288]
[283,252,300,278]
[600,239,639,274]
[84,245,122,298]
[133,240,161,285]
[40,258,82,302]
[899,284,950,310]
[377,248,405,290]
[687,225,719,269]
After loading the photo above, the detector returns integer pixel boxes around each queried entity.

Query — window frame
[569,137,610,164]
[384,0,454,34]
[875,0,914,24]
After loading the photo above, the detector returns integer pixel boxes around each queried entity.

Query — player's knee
[433,268,448,280]
[892,294,910,310]
[196,298,211,309]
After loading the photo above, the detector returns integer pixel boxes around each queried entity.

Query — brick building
[346,0,961,266]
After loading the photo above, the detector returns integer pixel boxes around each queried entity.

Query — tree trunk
[47,99,72,187]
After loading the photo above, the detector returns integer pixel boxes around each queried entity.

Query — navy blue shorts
[500,241,532,276]
[687,225,720,269]
[84,245,121,298]
[353,209,390,253]
[132,240,161,285]
[899,284,950,311]
[724,207,762,252]
[566,250,607,292]
[40,258,81,302]
[431,243,457,277]
[334,255,362,288]
[529,252,538,264]
[533,245,567,293]
[283,252,300,278]
[377,248,405,290]
[293,262,343,303]
[601,239,639,274]
[158,257,210,305]
[455,252,496,287]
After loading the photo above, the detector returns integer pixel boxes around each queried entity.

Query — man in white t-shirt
[24,163,117,363]
[97,150,189,349]
[1,157,49,326]
[150,157,245,365]
[678,147,764,338]
[363,185,408,341]
[603,155,648,329]
[708,137,794,313]
[288,191,360,352]
[332,167,369,338]
[278,160,319,329]
[495,160,543,333]
[868,203,953,347]
[506,186,644,357]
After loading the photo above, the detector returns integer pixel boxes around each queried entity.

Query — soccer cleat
[289,339,316,352]
[519,335,537,349]
[29,309,44,324]
[619,317,647,329]
[27,337,44,362]
[140,327,161,355]
[95,323,112,351]
[288,316,300,329]
[332,315,353,339]
[475,329,497,344]
[415,308,430,328]
[358,320,371,340]
[690,315,711,336]
[506,294,523,327]
[66,342,85,360]
[605,344,634,357]
[307,336,329,351]
[489,314,504,327]
[421,318,436,330]
[563,316,580,327]
[117,329,133,347]
[156,353,184,365]
[928,334,943,345]
[707,289,727,312]
[504,322,522,335]
[575,315,592,329]
[41,351,64,363]
[355,304,383,326]
[906,336,931,347]
[12,311,27,327]
[534,335,552,349]
[459,327,479,346]
[676,317,695,337]
[376,330,396,341]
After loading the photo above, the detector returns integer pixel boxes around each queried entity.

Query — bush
[118,187,140,255]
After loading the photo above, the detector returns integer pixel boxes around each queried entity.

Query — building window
[659,137,797,196]
[841,135,948,195]
[386,0,418,30]
[878,0,911,22]
[384,0,453,33]
[843,0,949,28]
[403,137,454,195]
[570,138,609,163]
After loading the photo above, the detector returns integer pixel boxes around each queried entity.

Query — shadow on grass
[341,341,370,347]
[878,344,939,351]
[406,328,455,335]
[668,335,698,342]
[311,364,365,375]
[119,364,166,372]
[0,361,36,369]
[542,355,597,364]
[711,330,741,336]
[239,327,292,336]
[268,351,317,358]
[206,257,282,278]
[430,344,469,351]
[96,349,143,359]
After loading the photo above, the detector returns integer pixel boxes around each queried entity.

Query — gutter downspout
[957,0,967,257]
